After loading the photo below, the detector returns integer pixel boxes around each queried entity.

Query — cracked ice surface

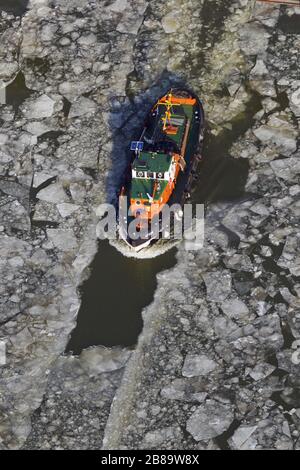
[0,0,299,450]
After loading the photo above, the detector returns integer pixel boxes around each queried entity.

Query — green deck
[182,104,194,120]
[133,152,171,173]
[131,178,168,201]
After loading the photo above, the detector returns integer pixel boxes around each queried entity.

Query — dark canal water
[0,0,29,16]
[66,241,178,354]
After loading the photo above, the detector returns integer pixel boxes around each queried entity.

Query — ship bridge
[132,152,174,182]
[130,151,177,209]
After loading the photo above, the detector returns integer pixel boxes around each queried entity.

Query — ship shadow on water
[192,90,262,206]
[67,74,261,352]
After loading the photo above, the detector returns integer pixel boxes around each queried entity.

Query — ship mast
[157,91,181,131]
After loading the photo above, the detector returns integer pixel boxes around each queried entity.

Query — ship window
[137,171,145,178]
[156,172,165,179]
[148,172,154,179]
